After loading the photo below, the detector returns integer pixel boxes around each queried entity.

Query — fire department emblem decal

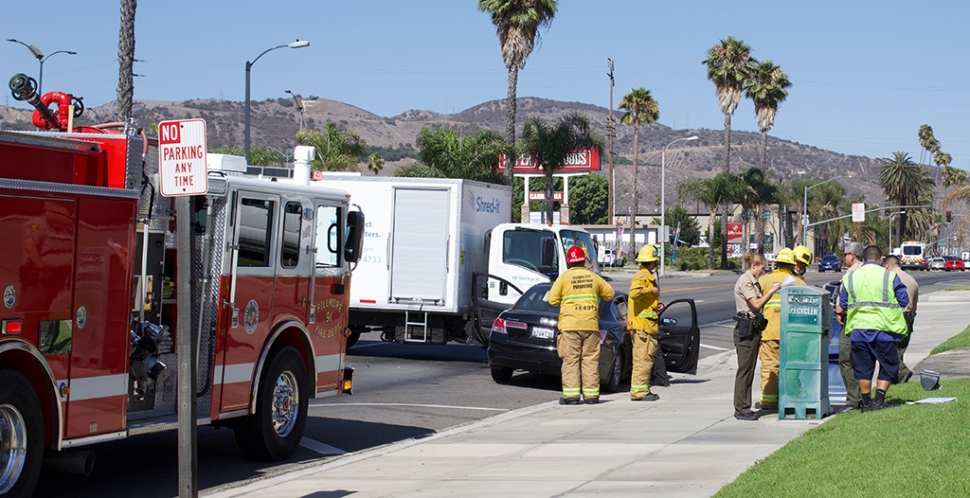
[244,299,259,334]
[76,306,87,329]
[3,285,14,309]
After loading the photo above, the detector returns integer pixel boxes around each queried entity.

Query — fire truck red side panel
[310,277,346,391]
[217,275,274,412]
[0,194,77,384]
[64,197,137,439]
[0,140,107,186]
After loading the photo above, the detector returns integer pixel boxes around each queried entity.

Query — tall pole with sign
[852,202,865,242]
[158,119,209,498]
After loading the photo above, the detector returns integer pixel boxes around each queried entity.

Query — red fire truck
[0,73,363,497]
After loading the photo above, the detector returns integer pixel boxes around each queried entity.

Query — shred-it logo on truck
[467,191,501,215]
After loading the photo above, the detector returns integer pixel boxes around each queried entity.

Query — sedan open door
[657,299,700,375]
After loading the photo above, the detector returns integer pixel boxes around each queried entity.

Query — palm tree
[367,153,385,175]
[917,124,939,166]
[736,168,776,258]
[521,113,603,224]
[116,0,137,121]
[295,122,368,172]
[617,88,659,258]
[678,173,736,269]
[880,151,935,241]
[478,0,558,180]
[415,127,507,183]
[704,36,753,269]
[744,60,791,171]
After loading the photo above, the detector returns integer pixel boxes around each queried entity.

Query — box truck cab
[467,224,600,345]
[484,223,600,306]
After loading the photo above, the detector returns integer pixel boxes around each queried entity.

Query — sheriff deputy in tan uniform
[628,244,664,401]
[548,245,615,405]
[756,248,805,411]
[732,253,782,420]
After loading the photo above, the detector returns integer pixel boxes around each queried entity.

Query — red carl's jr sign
[158,119,208,197]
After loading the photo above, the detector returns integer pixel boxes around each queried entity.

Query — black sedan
[486,283,700,392]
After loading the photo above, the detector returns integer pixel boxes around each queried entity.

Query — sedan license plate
[531,326,555,340]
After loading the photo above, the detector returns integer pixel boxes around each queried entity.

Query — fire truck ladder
[403,308,430,343]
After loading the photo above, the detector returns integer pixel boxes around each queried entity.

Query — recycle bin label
[787,294,821,326]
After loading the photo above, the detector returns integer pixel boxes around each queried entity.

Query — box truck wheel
[233,347,308,461]
[0,370,44,498]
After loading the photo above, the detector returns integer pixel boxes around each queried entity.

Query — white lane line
[300,437,348,456]
[310,402,509,412]
[700,343,730,351]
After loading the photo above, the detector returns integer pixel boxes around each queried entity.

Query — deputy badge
[244,299,259,334]
[745,281,754,289]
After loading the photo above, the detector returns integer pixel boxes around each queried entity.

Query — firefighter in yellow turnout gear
[548,245,615,405]
[628,244,665,401]
[756,248,806,410]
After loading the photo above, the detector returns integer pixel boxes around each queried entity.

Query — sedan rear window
[515,287,558,313]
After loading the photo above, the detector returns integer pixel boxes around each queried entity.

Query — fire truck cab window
[238,198,275,267]
[315,205,341,268]
[281,202,302,268]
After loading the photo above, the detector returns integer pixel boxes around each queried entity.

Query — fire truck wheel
[0,370,44,498]
[233,347,308,461]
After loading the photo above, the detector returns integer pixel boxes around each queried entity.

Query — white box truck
[311,176,602,347]
[313,176,511,345]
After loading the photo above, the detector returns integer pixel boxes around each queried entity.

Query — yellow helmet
[636,244,660,263]
[793,245,813,266]
[775,248,796,265]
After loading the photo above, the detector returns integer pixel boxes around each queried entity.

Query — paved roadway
[33,269,968,497]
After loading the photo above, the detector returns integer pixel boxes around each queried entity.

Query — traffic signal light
[947,211,953,222]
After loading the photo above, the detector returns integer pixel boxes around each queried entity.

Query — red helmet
[566,245,587,265]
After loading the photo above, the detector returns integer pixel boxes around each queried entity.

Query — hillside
[0,95,914,212]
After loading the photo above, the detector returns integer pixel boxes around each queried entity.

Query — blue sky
[3,1,967,169]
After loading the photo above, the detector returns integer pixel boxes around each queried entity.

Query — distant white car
[928,257,946,271]
[597,249,624,268]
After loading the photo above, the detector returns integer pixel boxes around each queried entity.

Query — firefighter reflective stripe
[563,387,582,397]
[630,384,650,393]
[761,393,778,404]
[213,363,255,385]
[638,310,658,319]
[764,294,782,309]
[63,374,128,401]
[560,294,599,303]
[582,386,600,397]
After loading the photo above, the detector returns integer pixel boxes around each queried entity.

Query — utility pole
[607,58,615,225]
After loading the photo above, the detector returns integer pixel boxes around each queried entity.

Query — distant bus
[899,241,926,271]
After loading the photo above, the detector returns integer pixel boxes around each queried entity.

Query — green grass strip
[944,285,970,291]
[931,324,970,355]
[715,379,970,497]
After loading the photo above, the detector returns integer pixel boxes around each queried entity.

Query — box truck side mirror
[345,210,365,264]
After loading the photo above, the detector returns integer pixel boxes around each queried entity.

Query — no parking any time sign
[158,119,208,197]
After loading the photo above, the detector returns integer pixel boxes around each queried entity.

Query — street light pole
[660,136,698,278]
[7,39,76,95]
[39,50,77,95]
[245,40,309,164]
[285,89,306,129]
[802,175,852,246]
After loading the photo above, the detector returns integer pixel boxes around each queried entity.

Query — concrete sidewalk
[206,291,970,498]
